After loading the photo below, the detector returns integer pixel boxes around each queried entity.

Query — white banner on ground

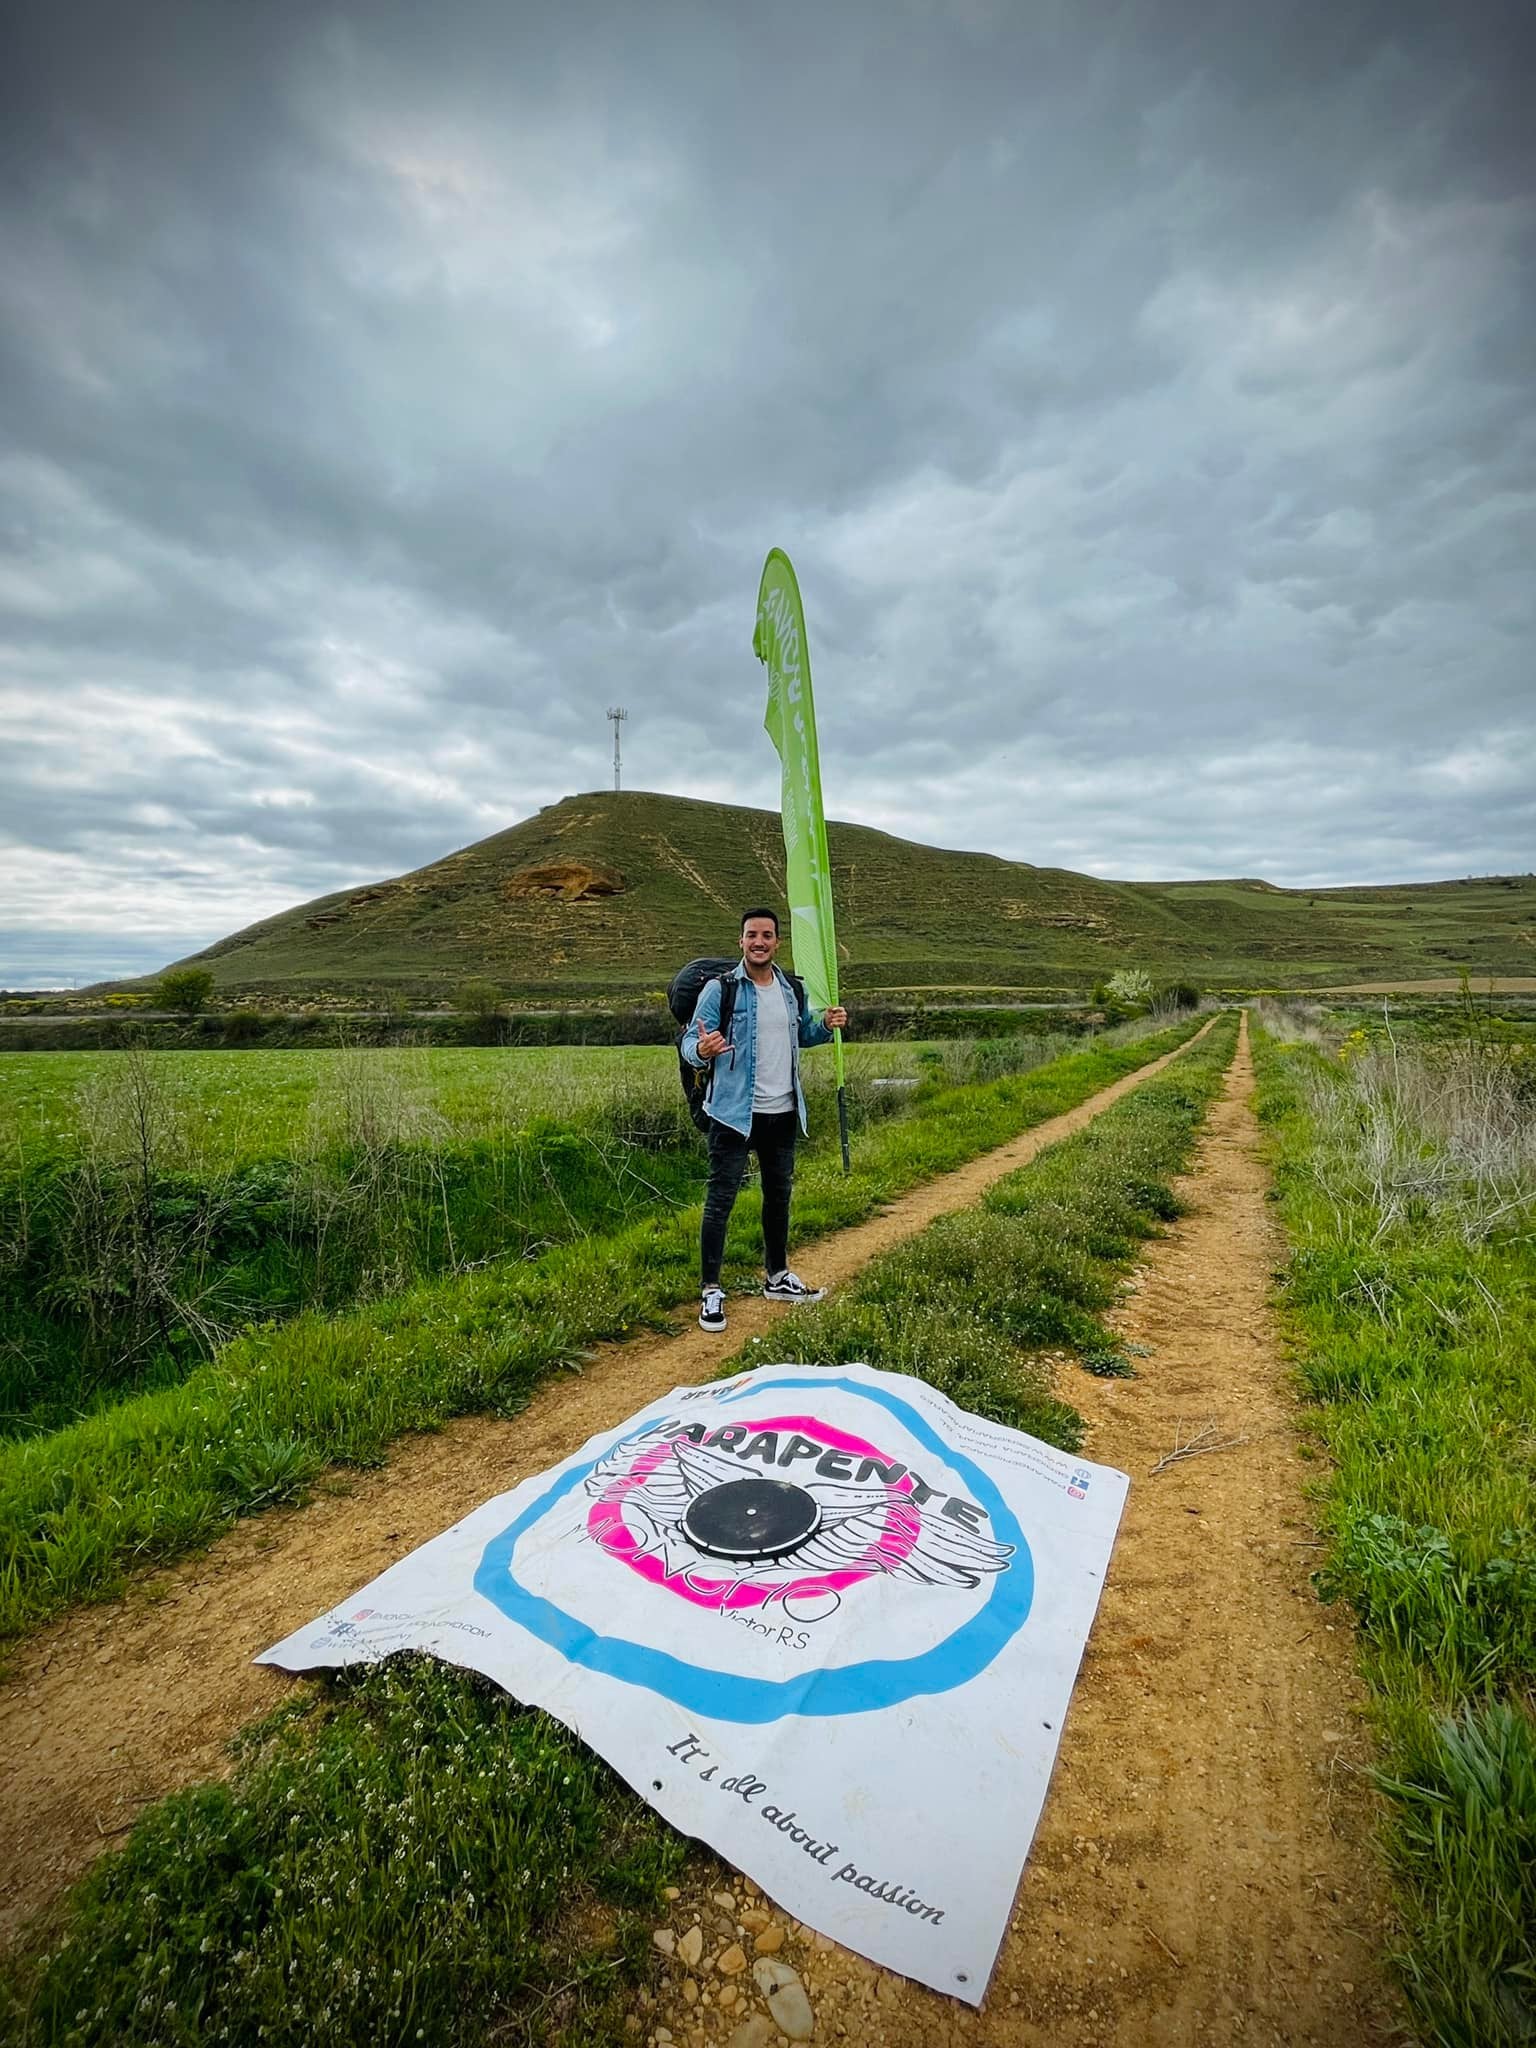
[259,1363,1128,2004]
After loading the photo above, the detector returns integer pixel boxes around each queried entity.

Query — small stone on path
[652,1929,676,1957]
[717,1943,748,1975]
[753,1923,786,1955]
[752,1958,815,2041]
[724,2019,775,2048]
[677,1924,704,1968]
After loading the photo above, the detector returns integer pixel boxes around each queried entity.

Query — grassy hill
[143,791,1536,1001]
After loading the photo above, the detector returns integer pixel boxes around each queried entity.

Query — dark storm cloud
[2,0,1532,982]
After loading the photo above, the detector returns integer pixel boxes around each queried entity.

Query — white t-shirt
[750,978,796,1114]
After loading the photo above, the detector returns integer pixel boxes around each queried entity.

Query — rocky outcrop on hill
[503,861,627,902]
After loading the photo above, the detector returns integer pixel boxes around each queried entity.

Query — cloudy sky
[3,0,1532,986]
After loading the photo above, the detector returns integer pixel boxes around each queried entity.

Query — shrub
[1105,967,1154,1010]
[1157,980,1201,1011]
[154,968,215,1017]
[456,978,505,1020]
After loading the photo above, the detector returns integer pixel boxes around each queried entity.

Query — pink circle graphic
[585,1413,920,1610]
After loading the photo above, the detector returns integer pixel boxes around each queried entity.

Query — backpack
[667,957,805,1134]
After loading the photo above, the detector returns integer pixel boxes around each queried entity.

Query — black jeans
[701,1111,799,1286]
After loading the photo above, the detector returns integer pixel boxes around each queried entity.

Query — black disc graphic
[682,1479,822,1561]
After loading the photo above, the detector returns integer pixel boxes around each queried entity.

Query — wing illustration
[584,1428,743,1510]
[790,1477,1014,1588]
[584,1430,1012,1591]
[583,1430,743,1577]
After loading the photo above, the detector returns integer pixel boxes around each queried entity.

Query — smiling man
[681,908,849,1332]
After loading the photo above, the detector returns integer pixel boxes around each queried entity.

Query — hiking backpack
[666,957,804,1134]
[668,957,738,1133]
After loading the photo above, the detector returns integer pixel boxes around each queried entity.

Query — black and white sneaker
[699,1285,728,1332]
[763,1269,825,1304]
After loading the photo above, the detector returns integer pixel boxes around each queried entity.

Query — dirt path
[0,1024,1213,1945]
[648,1016,1406,2046]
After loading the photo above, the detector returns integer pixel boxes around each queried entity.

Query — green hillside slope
[153,791,1536,999]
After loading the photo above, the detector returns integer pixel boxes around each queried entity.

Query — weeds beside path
[0,1018,1214,1946]
[1255,1021,1535,2047]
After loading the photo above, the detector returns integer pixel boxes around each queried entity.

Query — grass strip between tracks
[0,1021,1235,2046]
[1253,1028,1536,2048]
[0,1016,1206,1646]
[724,1012,1240,1420]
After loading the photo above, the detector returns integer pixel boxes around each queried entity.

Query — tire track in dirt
[0,1024,1213,1945]
[647,1013,1406,2047]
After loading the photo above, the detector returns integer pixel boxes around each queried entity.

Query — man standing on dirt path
[682,908,848,1332]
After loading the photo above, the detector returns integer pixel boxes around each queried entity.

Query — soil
[0,1025,1208,1944]
[645,1017,1409,2046]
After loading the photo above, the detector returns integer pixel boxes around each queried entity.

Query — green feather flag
[754,547,850,1170]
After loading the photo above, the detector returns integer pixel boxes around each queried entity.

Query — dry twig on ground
[1150,1416,1250,1475]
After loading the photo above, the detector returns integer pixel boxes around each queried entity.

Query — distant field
[1314,978,1536,995]
[0,1040,932,1164]
[0,1043,669,1162]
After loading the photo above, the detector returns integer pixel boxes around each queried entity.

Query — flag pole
[834,1028,850,1174]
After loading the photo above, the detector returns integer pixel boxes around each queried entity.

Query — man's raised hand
[824,1007,848,1030]
[696,1026,731,1060]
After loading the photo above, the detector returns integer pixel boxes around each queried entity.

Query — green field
[52,789,1535,1002]
[0,1041,935,1161]
[0,1043,666,1158]
[1,1037,982,1441]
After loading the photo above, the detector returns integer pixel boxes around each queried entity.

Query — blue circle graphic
[473,1375,1034,1722]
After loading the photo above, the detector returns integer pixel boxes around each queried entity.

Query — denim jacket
[680,961,833,1137]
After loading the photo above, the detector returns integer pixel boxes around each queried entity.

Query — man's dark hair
[741,906,780,935]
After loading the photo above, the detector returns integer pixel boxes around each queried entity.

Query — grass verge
[1253,1025,1536,2048]
[0,1017,1208,1645]
[0,1027,1235,2044]
[0,1657,686,2048]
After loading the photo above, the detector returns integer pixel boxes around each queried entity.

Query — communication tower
[607,705,627,792]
